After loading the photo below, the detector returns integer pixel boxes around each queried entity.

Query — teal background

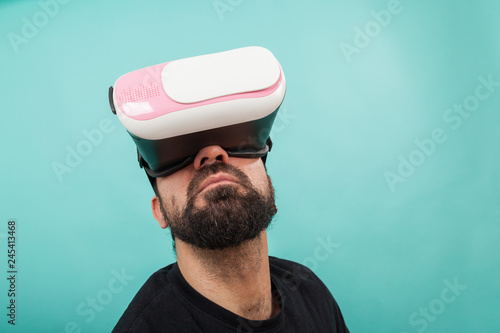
[1,0,499,332]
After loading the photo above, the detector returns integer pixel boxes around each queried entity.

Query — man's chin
[189,234,262,252]
[170,178,275,250]
[195,184,244,205]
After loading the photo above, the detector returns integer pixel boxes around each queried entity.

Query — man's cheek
[259,177,273,198]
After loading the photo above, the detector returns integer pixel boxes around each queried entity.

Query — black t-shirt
[113,256,349,332]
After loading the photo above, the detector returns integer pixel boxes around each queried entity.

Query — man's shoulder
[128,263,175,305]
[112,263,182,332]
[269,256,349,332]
[269,256,337,310]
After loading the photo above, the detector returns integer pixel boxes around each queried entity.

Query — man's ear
[152,195,169,229]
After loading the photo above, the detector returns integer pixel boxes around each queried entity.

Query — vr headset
[108,46,286,182]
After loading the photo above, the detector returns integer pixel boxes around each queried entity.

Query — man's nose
[193,145,230,170]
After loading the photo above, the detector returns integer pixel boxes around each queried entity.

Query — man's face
[152,145,277,250]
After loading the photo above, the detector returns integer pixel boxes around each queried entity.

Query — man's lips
[196,173,239,195]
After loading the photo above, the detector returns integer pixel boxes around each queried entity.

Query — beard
[159,162,277,250]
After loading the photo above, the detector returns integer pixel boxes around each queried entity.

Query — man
[110,47,349,332]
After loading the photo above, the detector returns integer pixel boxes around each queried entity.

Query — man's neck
[176,231,278,320]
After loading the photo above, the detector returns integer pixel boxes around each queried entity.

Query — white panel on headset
[161,46,281,104]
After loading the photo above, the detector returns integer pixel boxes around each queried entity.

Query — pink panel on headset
[114,62,283,121]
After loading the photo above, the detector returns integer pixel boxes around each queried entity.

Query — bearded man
[110,47,349,333]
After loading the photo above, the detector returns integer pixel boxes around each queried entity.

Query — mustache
[185,162,253,200]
